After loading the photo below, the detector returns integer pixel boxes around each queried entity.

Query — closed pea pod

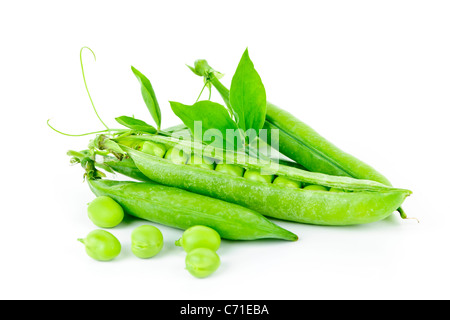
[87,177,297,241]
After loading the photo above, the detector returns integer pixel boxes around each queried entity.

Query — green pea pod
[194,62,391,184]
[168,123,309,171]
[189,60,408,217]
[102,157,151,182]
[87,178,298,241]
[117,136,411,226]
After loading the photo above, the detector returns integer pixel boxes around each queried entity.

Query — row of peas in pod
[138,140,351,193]
[78,195,221,278]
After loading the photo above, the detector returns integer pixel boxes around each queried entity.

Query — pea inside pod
[187,154,215,170]
[141,141,166,158]
[164,147,188,164]
[244,169,274,184]
[303,185,329,191]
[273,176,302,188]
[215,163,244,177]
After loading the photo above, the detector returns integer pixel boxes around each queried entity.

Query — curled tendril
[47,119,113,137]
[80,46,110,131]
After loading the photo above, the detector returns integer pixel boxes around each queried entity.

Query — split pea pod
[102,157,151,182]
[191,61,395,184]
[190,60,408,217]
[87,178,298,241]
[113,135,411,226]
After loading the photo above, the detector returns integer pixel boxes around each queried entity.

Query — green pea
[215,163,244,177]
[329,187,345,192]
[243,169,274,183]
[78,230,121,261]
[273,176,301,188]
[141,141,166,158]
[87,196,124,228]
[185,248,221,278]
[187,154,215,170]
[175,225,221,252]
[119,138,142,150]
[164,147,188,164]
[303,185,329,191]
[131,225,164,259]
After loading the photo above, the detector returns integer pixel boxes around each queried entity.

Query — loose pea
[215,163,244,177]
[303,185,329,191]
[185,248,221,278]
[78,230,121,261]
[175,225,221,252]
[141,141,166,158]
[164,147,188,164]
[273,176,301,188]
[87,196,124,228]
[187,154,215,170]
[244,169,274,183]
[131,225,164,259]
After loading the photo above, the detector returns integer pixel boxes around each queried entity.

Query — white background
[1,1,449,300]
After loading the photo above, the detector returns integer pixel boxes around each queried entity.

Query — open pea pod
[102,156,152,182]
[113,135,411,226]
[190,59,409,217]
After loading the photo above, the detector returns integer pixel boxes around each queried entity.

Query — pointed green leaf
[170,100,243,150]
[230,48,267,136]
[115,116,157,134]
[131,66,161,130]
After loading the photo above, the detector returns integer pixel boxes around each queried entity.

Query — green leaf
[115,116,157,134]
[170,100,243,150]
[230,48,267,137]
[131,66,161,130]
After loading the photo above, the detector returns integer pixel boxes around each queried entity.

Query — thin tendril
[196,81,208,102]
[80,46,110,130]
[47,119,120,137]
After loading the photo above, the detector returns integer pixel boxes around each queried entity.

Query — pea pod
[103,157,151,182]
[87,178,298,241]
[113,135,411,226]
[190,60,408,217]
